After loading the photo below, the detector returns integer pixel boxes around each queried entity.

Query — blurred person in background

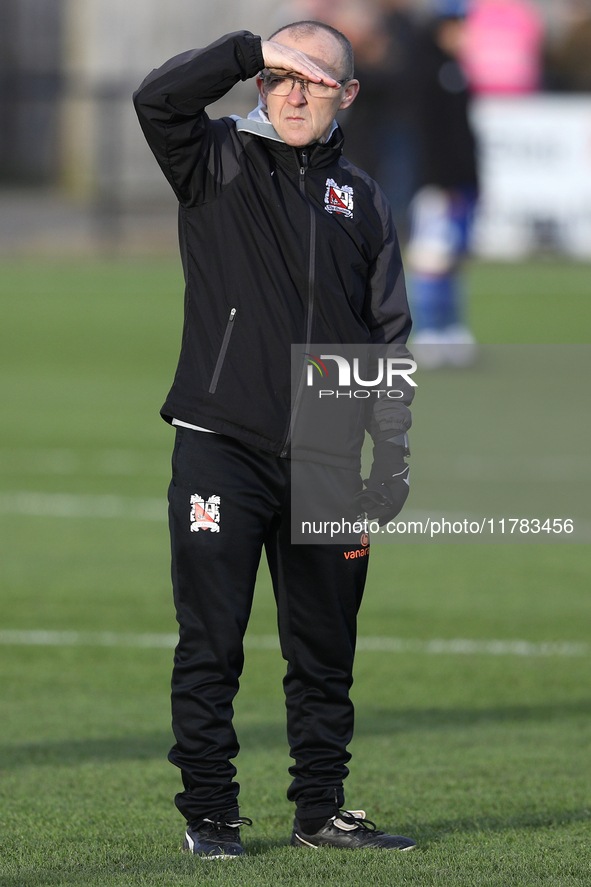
[328,0,422,239]
[460,0,545,94]
[545,0,591,92]
[406,0,479,367]
[285,0,479,363]
[275,0,421,237]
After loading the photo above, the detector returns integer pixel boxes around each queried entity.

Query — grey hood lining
[231,97,339,144]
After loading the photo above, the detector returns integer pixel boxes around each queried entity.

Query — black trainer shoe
[183,814,252,858]
[290,809,416,851]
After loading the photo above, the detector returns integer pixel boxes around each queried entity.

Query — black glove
[354,439,410,526]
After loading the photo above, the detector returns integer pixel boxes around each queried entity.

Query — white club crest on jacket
[324,178,354,218]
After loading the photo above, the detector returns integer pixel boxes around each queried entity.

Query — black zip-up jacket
[133,31,413,465]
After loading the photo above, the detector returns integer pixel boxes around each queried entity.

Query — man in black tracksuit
[134,22,415,857]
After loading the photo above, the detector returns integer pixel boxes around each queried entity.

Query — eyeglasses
[262,71,348,98]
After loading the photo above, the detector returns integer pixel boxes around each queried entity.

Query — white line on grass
[2,449,590,481]
[0,448,168,477]
[0,492,165,520]
[0,630,587,657]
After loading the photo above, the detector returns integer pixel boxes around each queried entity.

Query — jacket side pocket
[209,308,236,394]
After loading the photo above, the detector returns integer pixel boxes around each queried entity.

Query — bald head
[268,20,354,81]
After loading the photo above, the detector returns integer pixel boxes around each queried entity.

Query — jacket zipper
[209,307,236,394]
[281,150,316,457]
[300,150,316,346]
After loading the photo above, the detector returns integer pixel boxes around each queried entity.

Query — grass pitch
[1,258,590,886]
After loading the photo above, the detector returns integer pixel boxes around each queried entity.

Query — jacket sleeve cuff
[236,33,265,80]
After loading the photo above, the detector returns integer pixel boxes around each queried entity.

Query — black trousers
[167,427,368,824]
